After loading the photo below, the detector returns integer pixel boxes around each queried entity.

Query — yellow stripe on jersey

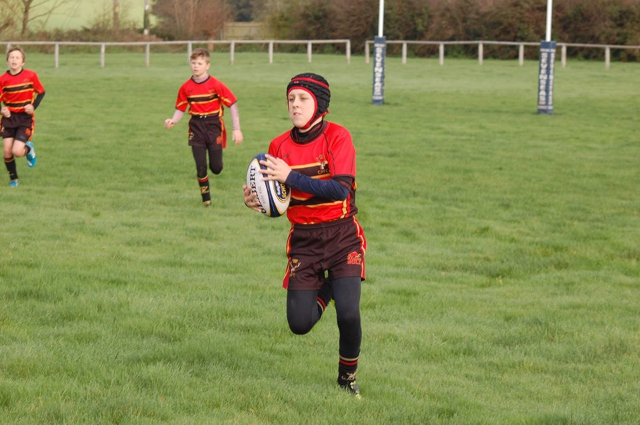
[290,162,323,170]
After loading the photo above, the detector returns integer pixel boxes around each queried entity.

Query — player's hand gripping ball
[246,153,291,218]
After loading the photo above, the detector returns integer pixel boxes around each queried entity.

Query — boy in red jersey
[1,47,45,187]
[165,48,243,206]
[243,73,366,397]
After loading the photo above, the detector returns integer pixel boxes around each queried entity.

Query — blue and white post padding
[372,36,386,105]
[537,40,556,115]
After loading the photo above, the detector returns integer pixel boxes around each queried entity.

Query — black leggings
[192,145,223,178]
[287,276,362,359]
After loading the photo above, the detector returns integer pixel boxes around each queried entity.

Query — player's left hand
[232,129,243,145]
[24,104,34,115]
[260,154,291,184]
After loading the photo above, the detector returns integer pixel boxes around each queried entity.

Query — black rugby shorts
[1,113,34,142]
[284,217,366,290]
[188,115,222,148]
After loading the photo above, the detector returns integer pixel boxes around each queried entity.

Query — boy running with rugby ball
[243,73,366,397]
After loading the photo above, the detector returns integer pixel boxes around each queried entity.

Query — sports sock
[338,355,359,384]
[316,278,333,315]
[333,276,362,383]
[4,156,18,181]
[198,175,211,203]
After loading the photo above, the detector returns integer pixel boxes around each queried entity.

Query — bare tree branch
[0,0,80,37]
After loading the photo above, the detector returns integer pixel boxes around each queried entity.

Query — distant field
[0,52,638,424]
[39,0,144,31]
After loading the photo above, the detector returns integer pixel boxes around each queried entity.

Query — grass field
[39,0,145,31]
[1,52,639,424]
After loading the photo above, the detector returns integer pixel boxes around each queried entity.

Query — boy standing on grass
[1,46,45,188]
[243,73,366,397]
[164,48,243,207]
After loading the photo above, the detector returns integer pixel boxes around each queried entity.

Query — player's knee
[288,317,313,335]
[210,163,223,175]
[337,308,360,329]
[12,146,24,157]
[196,166,208,178]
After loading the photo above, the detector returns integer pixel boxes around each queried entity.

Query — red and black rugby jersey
[269,122,359,225]
[0,69,45,113]
[174,75,237,117]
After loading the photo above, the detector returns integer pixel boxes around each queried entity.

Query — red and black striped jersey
[0,69,45,113]
[174,75,237,117]
[269,122,359,225]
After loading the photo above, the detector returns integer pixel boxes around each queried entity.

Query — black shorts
[1,113,34,142]
[283,217,367,290]
[188,115,222,148]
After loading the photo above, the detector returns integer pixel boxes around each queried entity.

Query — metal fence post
[402,42,407,64]
[307,41,312,63]
[365,41,370,64]
[479,42,483,65]
[230,41,235,65]
[439,43,444,66]
[187,41,192,62]
[519,44,524,66]
[54,43,59,68]
[346,40,351,64]
[100,43,105,68]
[605,46,610,69]
[561,44,566,68]
[145,43,150,67]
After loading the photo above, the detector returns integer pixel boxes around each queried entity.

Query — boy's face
[190,57,210,78]
[288,89,316,128]
[7,51,25,73]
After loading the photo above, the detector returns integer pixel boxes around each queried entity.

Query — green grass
[41,0,145,31]
[1,52,639,424]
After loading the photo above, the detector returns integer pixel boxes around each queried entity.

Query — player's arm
[164,109,185,129]
[33,91,45,109]
[166,86,188,129]
[285,172,351,201]
[229,102,243,144]
[0,95,9,118]
[25,91,45,114]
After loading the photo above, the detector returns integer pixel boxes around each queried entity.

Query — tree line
[255,0,640,60]
[1,0,638,61]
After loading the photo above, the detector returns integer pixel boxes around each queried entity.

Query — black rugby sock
[333,276,362,383]
[4,156,18,181]
[198,175,211,203]
[338,355,359,384]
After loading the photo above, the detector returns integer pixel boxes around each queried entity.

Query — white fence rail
[3,39,351,67]
[364,40,640,69]
[4,39,638,69]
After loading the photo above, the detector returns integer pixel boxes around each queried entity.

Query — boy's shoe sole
[9,179,19,188]
[25,142,36,167]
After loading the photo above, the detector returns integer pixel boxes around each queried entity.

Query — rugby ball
[246,153,291,218]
